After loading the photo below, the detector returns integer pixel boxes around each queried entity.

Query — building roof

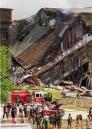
[12,8,71,68]
[37,8,63,13]
[0,8,13,10]
[14,30,55,68]
[81,13,92,26]
[12,8,92,70]
[12,24,50,57]
[59,24,68,38]
[59,13,92,39]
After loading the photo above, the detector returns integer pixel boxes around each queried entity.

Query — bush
[0,46,15,103]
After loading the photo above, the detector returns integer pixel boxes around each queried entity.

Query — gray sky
[0,0,92,20]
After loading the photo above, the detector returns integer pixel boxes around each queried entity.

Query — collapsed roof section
[12,8,92,69]
[12,8,72,68]
[16,30,56,68]
[12,25,50,57]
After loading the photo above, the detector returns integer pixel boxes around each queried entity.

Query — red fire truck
[11,91,48,103]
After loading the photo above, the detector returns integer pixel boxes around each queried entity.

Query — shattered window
[73,57,80,70]
[2,31,8,40]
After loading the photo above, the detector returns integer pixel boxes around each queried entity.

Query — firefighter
[19,108,24,123]
[29,105,33,122]
[35,113,41,128]
[76,115,80,128]
[32,112,36,127]
[11,105,16,123]
[3,104,8,119]
[49,113,53,127]
[23,104,27,117]
[56,112,61,129]
[27,104,31,121]
[86,115,90,129]
[67,114,72,129]
[7,102,12,117]
[89,108,92,121]
[54,113,57,128]
[79,114,83,129]
[43,113,49,129]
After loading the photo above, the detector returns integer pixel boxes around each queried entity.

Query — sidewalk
[1,118,92,129]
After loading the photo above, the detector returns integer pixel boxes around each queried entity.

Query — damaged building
[12,8,72,68]
[11,8,92,90]
[0,8,12,45]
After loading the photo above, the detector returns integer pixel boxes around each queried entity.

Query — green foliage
[1,90,8,102]
[0,46,15,103]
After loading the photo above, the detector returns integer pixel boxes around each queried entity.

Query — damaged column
[88,42,92,89]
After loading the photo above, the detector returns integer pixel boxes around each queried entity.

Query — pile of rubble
[54,80,92,97]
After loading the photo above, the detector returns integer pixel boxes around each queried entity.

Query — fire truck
[11,90,48,103]
[11,90,64,117]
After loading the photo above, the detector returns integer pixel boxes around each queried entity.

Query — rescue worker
[11,105,16,123]
[79,114,83,129]
[89,108,92,121]
[76,115,80,128]
[29,105,33,122]
[3,104,8,119]
[27,104,31,121]
[32,112,36,127]
[86,115,90,129]
[67,114,72,129]
[23,104,27,117]
[49,113,53,127]
[53,113,57,128]
[42,113,49,129]
[7,103,11,117]
[35,113,41,128]
[19,102,23,111]
[56,112,61,129]
[19,108,24,123]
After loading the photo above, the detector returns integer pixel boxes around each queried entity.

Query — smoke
[0,0,92,20]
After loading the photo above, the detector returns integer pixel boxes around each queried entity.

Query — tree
[0,46,15,103]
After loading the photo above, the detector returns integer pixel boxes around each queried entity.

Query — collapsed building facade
[11,8,92,90]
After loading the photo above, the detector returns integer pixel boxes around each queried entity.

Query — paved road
[1,124,32,129]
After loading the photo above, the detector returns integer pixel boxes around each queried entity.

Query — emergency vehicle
[11,90,48,103]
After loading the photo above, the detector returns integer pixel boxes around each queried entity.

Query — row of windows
[0,31,9,40]
[64,52,87,74]
[63,23,83,51]
[42,51,88,83]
